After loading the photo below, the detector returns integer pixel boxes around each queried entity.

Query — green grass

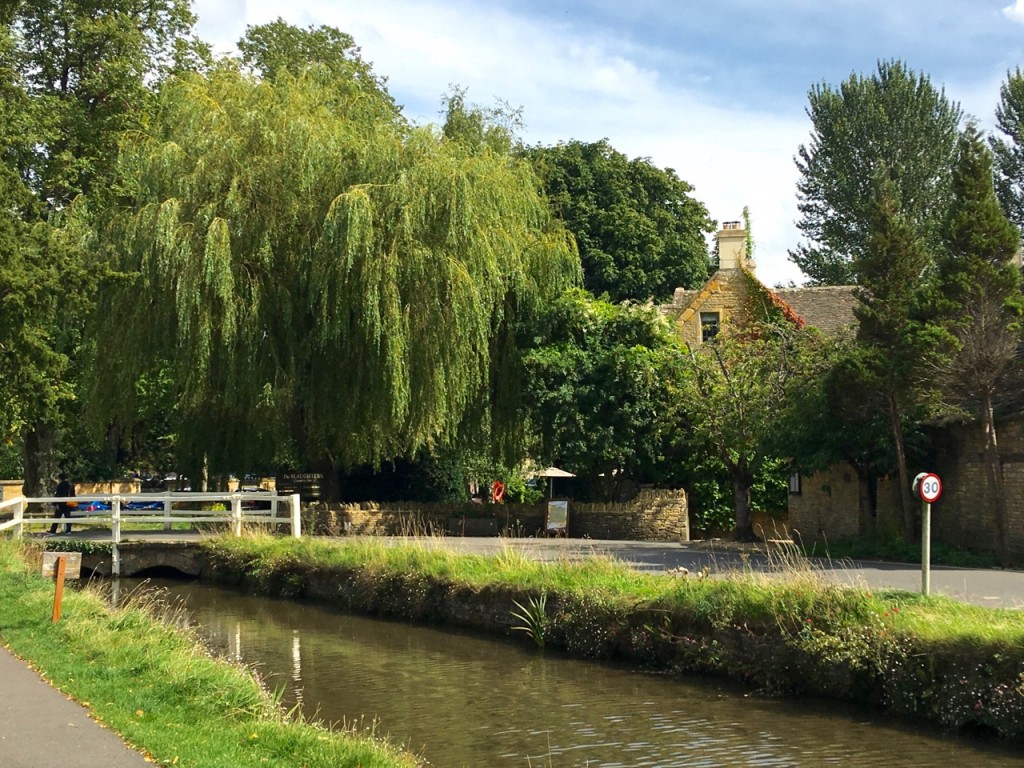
[0,538,420,768]
[212,533,666,597]
[203,534,1024,643]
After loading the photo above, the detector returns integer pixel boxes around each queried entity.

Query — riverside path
[0,645,151,767]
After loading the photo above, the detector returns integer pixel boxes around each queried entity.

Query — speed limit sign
[918,473,942,503]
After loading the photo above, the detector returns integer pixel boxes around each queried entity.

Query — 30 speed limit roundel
[918,473,942,503]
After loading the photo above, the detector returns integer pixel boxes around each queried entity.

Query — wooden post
[13,498,24,538]
[290,493,301,538]
[231,494,242,536]
[163,494,172,532]
[52,555,66,623]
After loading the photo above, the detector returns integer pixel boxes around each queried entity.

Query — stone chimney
[716,220,753,272]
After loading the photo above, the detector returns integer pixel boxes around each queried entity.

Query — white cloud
[189,0,819,285]
[1005,1,1024,23]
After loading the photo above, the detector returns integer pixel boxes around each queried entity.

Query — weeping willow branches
[96,63,579,470]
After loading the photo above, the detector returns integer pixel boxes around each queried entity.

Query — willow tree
[94,63,578,490]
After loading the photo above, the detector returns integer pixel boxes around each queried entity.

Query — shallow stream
[122,578,1022,766]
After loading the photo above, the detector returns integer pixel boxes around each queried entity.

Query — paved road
[0,645,150,767]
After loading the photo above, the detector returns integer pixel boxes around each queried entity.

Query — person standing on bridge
[50,474,76,535]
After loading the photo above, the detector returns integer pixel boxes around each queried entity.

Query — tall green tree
[938,124,1023,565]
[853,177,949,543]
[525,139,713,302]
[792,60,961,285]
[773,338,905,536]
[95,63,578,494]
[520,289,686,501]
[2,0,203,492]
[679,322,820,541]
[991,68,1024,230]
[13,0,204,208]
[237,17,397,123]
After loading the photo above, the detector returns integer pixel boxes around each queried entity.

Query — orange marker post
[51,554,67,623]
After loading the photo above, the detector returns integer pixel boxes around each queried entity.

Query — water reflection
[126,578,1022,767]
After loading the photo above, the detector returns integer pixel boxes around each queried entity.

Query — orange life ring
[491,481,506,503]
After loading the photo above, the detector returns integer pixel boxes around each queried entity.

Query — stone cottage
[660,221,857,346]
[669,220,1024,559]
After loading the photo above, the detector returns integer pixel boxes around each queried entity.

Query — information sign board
[277,472,324,500]
[42,551,82,580]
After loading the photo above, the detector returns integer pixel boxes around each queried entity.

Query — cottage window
[788,472,802,495]
[700,311,720,343]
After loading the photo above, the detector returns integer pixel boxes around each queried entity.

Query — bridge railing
[0,491,302,542]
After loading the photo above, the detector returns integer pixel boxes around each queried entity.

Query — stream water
[121,577,1022,767]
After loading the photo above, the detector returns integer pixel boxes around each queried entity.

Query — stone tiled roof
[661,276,859,338]
[774,286,859,337]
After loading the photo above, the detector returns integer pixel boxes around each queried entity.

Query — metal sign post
[913,473,943,596]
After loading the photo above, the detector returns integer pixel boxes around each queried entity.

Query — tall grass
[206,532,1024,663]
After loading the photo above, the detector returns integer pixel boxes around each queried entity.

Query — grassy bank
[200,534,1024,742]
[0,538,420,768]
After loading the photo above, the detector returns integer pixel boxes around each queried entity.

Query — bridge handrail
[0,495,24,536]
[0,492,302,541]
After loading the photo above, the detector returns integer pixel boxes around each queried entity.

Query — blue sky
[192,0,1024,286]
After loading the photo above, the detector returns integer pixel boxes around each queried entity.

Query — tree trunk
[731,469,757,542]
[317,456,341,502]
[21,421,57,497]
[888,394,916,544]
[981,391,1010,567]
[855,466,876,537]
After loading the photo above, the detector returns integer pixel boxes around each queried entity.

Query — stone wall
[566,489,688,540]
[0,479,140,500]
[930,417,1024,557]
[77,480,142,495]
[789,416,1024,559]
[788,464,901,544]
[304,488,689,542]
[0,480,22,501]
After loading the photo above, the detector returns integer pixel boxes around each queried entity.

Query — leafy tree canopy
[991,68,1024,230]
[792,59,961,285]
[521,289,685,500]
[939,123,1023,565]
[1,1,203,492]
[237,17,397,123]
[853,176,953,541]
[679,321,822,540]
[12,0,206,208]
[525,139,713,302]
[94,61,579,479]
